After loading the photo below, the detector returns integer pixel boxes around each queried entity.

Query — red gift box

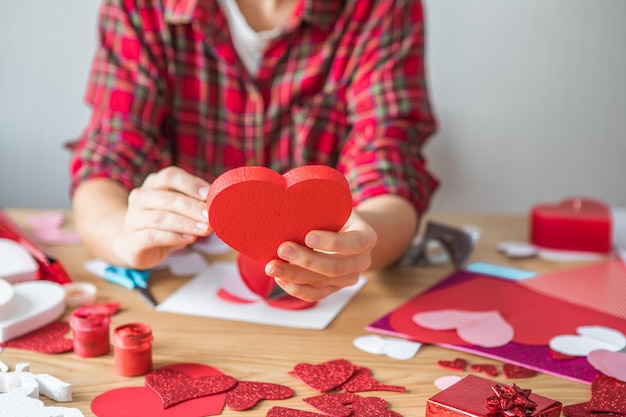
[426,375,562,417]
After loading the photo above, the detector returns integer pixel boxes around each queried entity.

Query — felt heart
[0,320,72,353]
[549,326,626,357]
[434,375,463,390]
[303,393,359,417]
[91,363,228,417]
[412,309,514,348]
[352,335,421,360]
[206,165,352,265]
[502,364,538,379]
[587,349,626,383]
[0,280,65,343]
[267,407,325,417]
[0,238,38,284]
[469,364,498,377]
[339,368,405,393]
[292,359,356,392]
[145,368,237,408]
[437,358,467,372]
[225,381,293,411]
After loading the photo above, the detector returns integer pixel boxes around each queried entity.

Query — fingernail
[278,245,295,261]
[198,186,210,199]
[306,232,321,247]
[265,264,282,277]
[200,208,208,221]
[181,234,193,240]
[196,222,208,231]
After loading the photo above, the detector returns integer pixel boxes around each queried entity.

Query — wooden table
[1,210,591,416]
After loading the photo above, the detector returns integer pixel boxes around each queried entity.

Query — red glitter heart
[225,381,293,411]
[588,374,626,414]
[561,402,624,417]
[339,368,405,393]
[145,368,237,408]
[292,359,357,392]
[550,349,577,360]
[502,364,538,379]
[437,358,468,372]
[0,320,72,353]
[267,407,326,416]
[350,396,402,417]
[470,364,498,377]
[303,393,359,417]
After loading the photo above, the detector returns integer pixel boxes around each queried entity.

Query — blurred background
[1,0,625,212]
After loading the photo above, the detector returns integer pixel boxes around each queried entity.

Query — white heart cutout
[549,325,626,357]
[0,238,38,284]
[353,335,421,360]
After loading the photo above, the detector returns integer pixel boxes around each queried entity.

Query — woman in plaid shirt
[70,0,438,302]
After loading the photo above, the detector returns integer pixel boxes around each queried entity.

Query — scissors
[103,266,158,307]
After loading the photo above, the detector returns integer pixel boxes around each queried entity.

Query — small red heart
[339,368,405,393]
[469,364,498,377]
[303,393,359,417]
[502,364,538,379]
[350,396,403,417]
[436,358,468,372]
[589,374,626,414]
[267,407,326,416]
[207,166,352,265]
[145,368,237,408]
[292,359,357,392]
[0,320,72,353]
[225,381,293,411]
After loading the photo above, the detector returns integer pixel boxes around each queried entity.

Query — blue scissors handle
[103,266,156,306]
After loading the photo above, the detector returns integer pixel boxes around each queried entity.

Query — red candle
[113,322,153,377]
[69,306,111,357]
[530,197,612,253]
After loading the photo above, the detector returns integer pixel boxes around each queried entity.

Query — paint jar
[112,322,153,376]
[69,306,111,357]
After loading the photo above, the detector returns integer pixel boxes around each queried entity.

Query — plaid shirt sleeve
[338,0,438,217]
[69,0,171,194]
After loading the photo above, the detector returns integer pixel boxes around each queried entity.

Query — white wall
[1,0,625,213]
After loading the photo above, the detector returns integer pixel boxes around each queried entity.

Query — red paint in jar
[69,306,111,357]
[113,322,153,376]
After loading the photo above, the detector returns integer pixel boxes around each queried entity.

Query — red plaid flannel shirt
[70,0,438,215]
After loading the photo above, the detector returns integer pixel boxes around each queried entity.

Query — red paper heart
[225,381,293,411]
[0,320,72,353]
[469,364,498,377]
[91,363,228,417]
[502,364,538,379]
[267,407,326,417]
[339,368,405,393]
[207,165,352,265]
[350,396,402,417]
[589,374,626,414]
[437,358,467,372]
[145,368,237,408]
[303,393,359,417]
[292,359,357,392]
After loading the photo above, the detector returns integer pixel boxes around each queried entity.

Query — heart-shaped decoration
[350,396,402,417]
[0,278,14,319]
[0,280,65,343]
[434,375,463,390]
[437,358,468,372]
[588,373,626,413]
[352,335,421,360]
[0,238,38,284]
[145,368,237,408]
[549,326,626,357]
[0,320,73,353]
[339,368,405,393]
[206,166,352,265]
[469,364,498,377]
[502,364,538,379]
[412,309,514,348]
[303,393,359,417]
[292,359,356,392]
[225,381,293,411]
[267,407,325,417]
[587,349,626,383]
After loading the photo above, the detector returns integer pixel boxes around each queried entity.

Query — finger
[305,223,376,256]
[143,166,210,200]
[265,258,361,288]
[128,188,209,228]
[275,242,371,277]
[126,208,211,236]
[274,278,342,303]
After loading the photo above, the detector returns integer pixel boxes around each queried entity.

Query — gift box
[426,375,562,417]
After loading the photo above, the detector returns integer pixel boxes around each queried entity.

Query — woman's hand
[112,166,211,269]
[264,211,377,302]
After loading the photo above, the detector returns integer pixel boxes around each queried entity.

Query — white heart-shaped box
[0,238,38,284]
[0,280,65,343]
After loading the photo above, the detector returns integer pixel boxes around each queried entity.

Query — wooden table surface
[0,210,591,416]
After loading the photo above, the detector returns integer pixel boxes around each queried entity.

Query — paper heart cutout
[236,253,276,298]
[206,165,352,265]
[587,349,626,382]
[469,364,498,377]
[292,359,356,392]
[339,368,405,393]
[350,396,402,417]
[502,364,538,379]
[437,358,467,372]
[267,407,325,417]
[303,393,359,417]
[588,373,626,414]
[353,335,421,360]
[549,326,626,357]
[0,238,38,284]
[92,363,229,417]
[0,320,72,353]
[0,280,65,343]
[145,368,237,408]
[225,381,293,411]
[24,212,81,245]
[434,375,463,390]
[412,309,514,348]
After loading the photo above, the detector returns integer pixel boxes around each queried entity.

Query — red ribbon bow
[486,383,538,417]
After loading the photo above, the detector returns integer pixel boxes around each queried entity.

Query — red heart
[145,368,237,408]
[292,359,357,392]
[469,364,498,377]
[350,396,403,417]
[589,374,626,414]
[339,368,405,393]
[0,320,72,353]
[225,381,293,411]
[502,364,538,379]
[436,358,467,372]
[206,166,352,265]
[303,393,360,417]
[267,407,326,417]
